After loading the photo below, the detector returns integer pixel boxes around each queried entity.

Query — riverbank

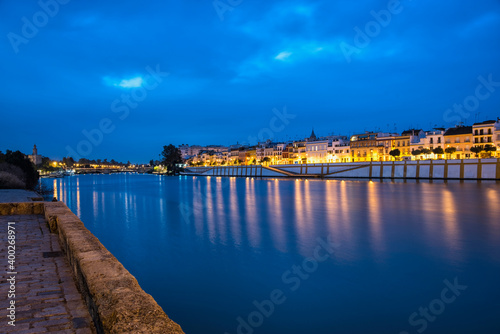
[0,195,184,333]
[182,158,500,180]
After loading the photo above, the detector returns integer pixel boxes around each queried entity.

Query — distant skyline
[1,0,500,162]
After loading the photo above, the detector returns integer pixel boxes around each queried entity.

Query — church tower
[309,128,317,141]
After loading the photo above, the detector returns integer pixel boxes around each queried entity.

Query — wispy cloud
[103,76,143,88]
[275,51,292,61]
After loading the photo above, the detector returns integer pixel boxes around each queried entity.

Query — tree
[389,149,401,160]
[62,157,75,167]
[470,146,482,157]
[484,144,497,152]
[0,150,39,190]
[411,149,422,156]
[445,147,457,155]
[421,148,432,155]
[160,144,184,175]
[262,157,271,165]
[433,147,444,155]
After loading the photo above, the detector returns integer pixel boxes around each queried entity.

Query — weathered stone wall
[0,202,184,334]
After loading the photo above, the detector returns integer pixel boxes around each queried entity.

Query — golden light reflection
[367,181,384,256]
[76,178,81,217]
[268,180,286,252]
[216,178,227,244]
[441,189,460,255]
[229,178,242,246]
[205,178,216,241]
[339,179,352,238]
[293,180,309,256]
[192,179,204,237]
[53,179,58,199]
[245,178,260,248]
[486,188,500,239]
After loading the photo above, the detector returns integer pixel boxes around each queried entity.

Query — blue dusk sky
[1,0,500,162]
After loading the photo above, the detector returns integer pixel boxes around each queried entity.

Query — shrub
[0,150,38,189]
[0,171,26,189]
[0,162,26,184]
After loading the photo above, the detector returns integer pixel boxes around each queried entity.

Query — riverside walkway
[1,211,95,333]
[0,191,184,334]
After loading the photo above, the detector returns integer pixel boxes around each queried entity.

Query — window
[480,129,484,135]
[430,138,434,144]
[438,138,441,143]
[488,129,492,134]
[475,130,478,135]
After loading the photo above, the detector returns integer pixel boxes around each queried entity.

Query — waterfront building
[472,119,499,158]
[473,120,495,145]
[410,129,445,160]
[425,129,445,151]
[376,133,398,161]
[245,146,257,165]
[228,146,241,165]
[272,143,286,164]
[292,140,307,163]
[306,139,329,163]
[495,120,500,156]
[394,129,425,159]
[28,144,43,165]
[331,138,352,162]
[179,144,204,159]
[264,145,274,163]
[350,132,380,162]
[443,126,473,159]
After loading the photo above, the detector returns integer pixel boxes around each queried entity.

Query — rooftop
[444,126,473,136]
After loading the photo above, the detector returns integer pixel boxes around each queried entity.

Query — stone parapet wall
[0,202,184,334]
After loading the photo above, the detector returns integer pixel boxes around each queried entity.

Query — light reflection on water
[45,174,500,334]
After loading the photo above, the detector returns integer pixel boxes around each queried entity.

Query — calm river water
[43,174,500,334]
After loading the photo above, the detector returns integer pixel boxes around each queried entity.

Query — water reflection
[367,181,384,257]
[42,175,500,334]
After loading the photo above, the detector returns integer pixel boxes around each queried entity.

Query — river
[43,174,500,334]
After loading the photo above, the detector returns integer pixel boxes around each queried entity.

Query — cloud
[275,51,292,61]
[103,76,143,88]
[117,77,143,88]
